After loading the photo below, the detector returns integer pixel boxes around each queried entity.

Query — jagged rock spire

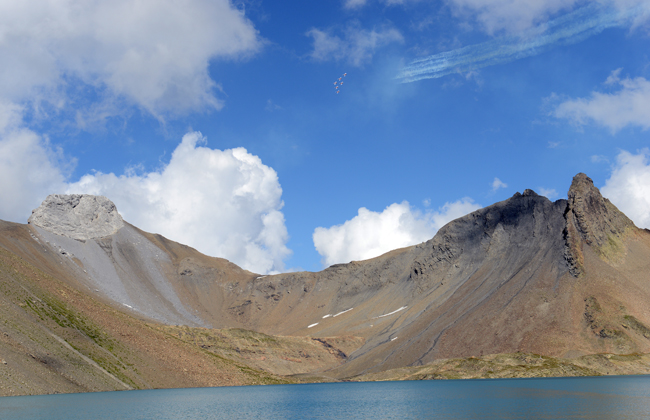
[564,173,635,276]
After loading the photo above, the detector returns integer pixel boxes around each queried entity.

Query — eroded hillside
[1,173,650,395]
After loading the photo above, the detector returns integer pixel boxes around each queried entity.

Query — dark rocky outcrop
[563,173,636,276]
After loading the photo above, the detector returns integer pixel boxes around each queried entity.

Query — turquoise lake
[1,375,649,419]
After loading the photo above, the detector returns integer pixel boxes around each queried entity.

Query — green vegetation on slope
[352,352,650,382]
[0,245,293,395]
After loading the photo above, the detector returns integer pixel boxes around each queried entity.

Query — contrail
[397,2,643,83]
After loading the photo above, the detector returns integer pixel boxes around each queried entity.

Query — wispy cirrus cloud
[396,1,648,83]
[343,0,416,9]
[343,0,368,8]
[492,177,507,191]
[538,188,558,200]
[307,21,403,67]
[446,0,581,35]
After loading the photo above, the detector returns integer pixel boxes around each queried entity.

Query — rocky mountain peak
[522,189,539,197]
[564,173,635,276]
[28,194,124,240]
[566,173,635,246]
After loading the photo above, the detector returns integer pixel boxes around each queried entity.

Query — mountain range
[1,173,649,396]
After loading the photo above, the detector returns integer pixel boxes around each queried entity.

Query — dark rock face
[564,173,635,276]
[245,175,648,376]
[408,189,569,291]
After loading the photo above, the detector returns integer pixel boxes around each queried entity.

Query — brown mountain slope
[1,173,649,395]
[0,224,361,395]
[224,174,650,378]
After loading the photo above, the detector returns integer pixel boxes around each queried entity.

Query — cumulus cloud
[601,149,650,229]
[553,71,650,132]
[0,0,262,117]
[313,198,480,267]
[0,3,288,274]
[0,125,291,274]
[0,103,70,222]
[307,22,403,67]
[66,132,290,274]
[492,177,507,191]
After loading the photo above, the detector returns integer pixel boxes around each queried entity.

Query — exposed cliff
[563,173,636,276]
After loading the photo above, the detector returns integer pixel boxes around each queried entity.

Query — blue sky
[1,0,649,274]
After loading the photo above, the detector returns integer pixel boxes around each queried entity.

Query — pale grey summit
[28,194,124,240]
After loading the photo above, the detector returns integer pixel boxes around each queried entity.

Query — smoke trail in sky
[397,2,644,83]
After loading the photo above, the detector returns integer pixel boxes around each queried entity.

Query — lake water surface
[1,375,649,419]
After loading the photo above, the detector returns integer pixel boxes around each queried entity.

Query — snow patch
[333,308,353,317]
[373,306,407,319]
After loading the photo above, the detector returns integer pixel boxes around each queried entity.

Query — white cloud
[0,3,288,274]
[66,131,290,274]
[605,68,623,85]
[0,125,291,274]
[0,103,70,222]
[610,0,650,29]
[0,0,262,117]
[431,198,482,228]
[343,0,368,8]
[445,0,650,35]
[591,155,609,163]
[492,177,507,191]
[601,149,650,229]
[446,0,580,34]
[554,71,650,132]
[538,188,558,199]
[398,2,635,84]
[313,198,480,267]
[306,22,403,67]
[265,99,283,112]
[343,0,414,9]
